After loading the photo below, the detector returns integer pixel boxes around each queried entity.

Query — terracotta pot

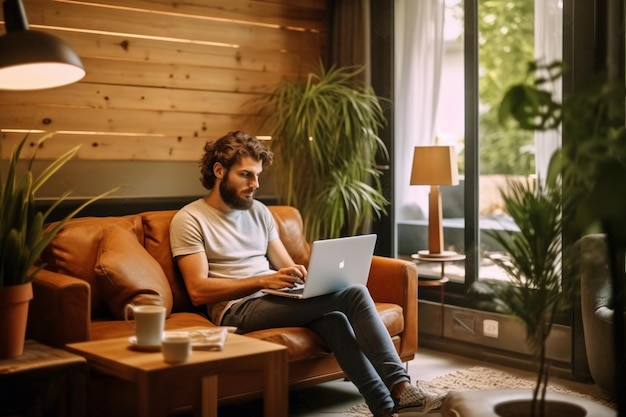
[443,389,615,417]
[0,282,33,359]
[495,399,586,417]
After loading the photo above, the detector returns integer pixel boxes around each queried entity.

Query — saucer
[128,336,161,352]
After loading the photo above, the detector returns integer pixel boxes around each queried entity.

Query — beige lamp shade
[410,146,459,186]
[409,145,459,257]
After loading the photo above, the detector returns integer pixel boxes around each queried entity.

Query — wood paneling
[0,0,328,161]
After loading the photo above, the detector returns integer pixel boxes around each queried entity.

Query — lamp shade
[410,146,459,186]
[0,0,85,90]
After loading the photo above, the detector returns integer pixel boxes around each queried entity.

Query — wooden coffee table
[66,328,288,417]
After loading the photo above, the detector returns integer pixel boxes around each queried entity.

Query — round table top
[411,251,466,263]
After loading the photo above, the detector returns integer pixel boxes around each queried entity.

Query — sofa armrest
[27,269,91,347]
[367,256,418,359]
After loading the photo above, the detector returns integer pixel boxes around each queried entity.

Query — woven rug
[344,366,616,416]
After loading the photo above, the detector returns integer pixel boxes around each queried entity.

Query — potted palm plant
[471,59,625,416]
[248,62,389,241]
[0,132,116,358]
[470,176,567,417]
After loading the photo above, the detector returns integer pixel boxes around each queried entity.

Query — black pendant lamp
[0,0,85,90]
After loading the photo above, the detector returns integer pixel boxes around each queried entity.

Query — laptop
[262,234,377,299]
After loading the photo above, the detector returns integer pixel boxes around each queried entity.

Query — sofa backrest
[267,205,311,266]
[39,205,310,320]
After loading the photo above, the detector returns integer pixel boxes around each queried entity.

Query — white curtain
[394,0,445,221]
[534,0,563,180]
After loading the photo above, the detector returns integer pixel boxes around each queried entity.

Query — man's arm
[176,243,307,306]
[267,238,302,270]
[267,238,308,281]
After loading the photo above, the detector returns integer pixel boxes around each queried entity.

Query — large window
[394,0,562,287]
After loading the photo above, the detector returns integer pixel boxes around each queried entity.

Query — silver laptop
[262,234,377,299]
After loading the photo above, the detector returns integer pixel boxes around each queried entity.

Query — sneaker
[393,381,447,414]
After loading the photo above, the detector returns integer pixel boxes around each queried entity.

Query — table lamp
[410,145,459,258]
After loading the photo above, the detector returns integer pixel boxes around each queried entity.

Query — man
[169,131,446,416]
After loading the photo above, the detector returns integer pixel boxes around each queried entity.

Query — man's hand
[263,265,307,289]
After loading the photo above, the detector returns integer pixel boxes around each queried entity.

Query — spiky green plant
[470,177,564,417]
[0,133,118,287]
[496,58,626,415]
[250,62,389,241]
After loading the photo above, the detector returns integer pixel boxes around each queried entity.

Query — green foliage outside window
[476,0,536,175]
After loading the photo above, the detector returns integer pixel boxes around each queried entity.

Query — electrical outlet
[483,319,499,338]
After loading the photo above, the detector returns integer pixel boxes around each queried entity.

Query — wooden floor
[208,346,608,417]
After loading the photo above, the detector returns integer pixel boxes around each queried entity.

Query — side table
[412,252,466,336]
[66,327,288,417]
[0,339,87,417]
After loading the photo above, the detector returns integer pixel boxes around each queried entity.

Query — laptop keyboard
[284,284,305,294]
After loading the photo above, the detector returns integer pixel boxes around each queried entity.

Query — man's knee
[348,283,369,296]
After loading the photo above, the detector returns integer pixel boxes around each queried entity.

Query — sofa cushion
[39,216,143,318]
[95,224,174,319]
[244,303,404,362]
[245,327,331,362]
[141,210,196,313]
[377,303,404,336]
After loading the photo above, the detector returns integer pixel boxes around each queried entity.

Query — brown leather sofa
[27,205,418,415]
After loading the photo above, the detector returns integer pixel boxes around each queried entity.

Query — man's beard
[219,177,255,210]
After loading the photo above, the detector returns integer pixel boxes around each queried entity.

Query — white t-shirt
[169,198,280,323]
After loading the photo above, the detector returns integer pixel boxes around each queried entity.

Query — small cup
[162,334,192,364]
[125,304,166,346]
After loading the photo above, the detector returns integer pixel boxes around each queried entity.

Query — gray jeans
[221,284,409,414]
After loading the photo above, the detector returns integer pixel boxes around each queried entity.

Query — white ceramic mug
[124,304,166,346]
[161,333,191,363]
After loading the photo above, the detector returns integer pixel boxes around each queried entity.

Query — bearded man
[169,131,446,417]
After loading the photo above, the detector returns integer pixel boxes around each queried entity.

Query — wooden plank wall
[0,0,328,161]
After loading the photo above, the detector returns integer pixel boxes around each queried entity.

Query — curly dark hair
[199,131,274,190]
